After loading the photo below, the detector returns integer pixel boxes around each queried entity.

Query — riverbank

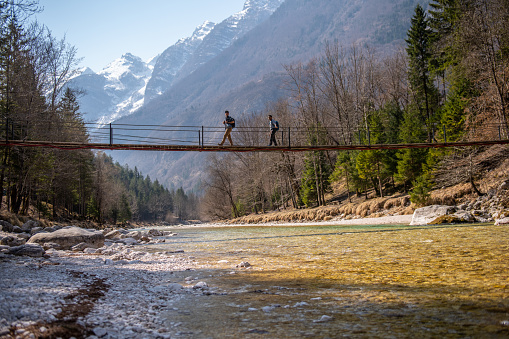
[1,221,509,338]
[182,214,414,228]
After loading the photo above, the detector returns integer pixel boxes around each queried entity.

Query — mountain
[109,0,426,191]
[144,21,215,102]
[71,0,426,191]
[69,53,155,124]
[71,0,284,127]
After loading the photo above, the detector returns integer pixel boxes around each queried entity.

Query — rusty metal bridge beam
[1,139,508,152]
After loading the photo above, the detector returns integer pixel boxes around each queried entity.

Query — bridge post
[109,123,113,146]
[499,125,502,140]
[288,127,291,148]
[201,126,204,147]
[198,130,201,146]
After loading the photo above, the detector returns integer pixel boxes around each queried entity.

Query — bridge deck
[1,139,509,152]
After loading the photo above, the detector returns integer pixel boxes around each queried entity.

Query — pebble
[313,315,333,323]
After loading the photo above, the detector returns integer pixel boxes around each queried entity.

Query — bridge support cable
[0,119,507,152]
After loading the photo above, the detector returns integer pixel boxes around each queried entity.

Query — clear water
[143,224,509,338]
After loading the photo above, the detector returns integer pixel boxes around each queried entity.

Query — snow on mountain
[71,0,284,126]
[69,53,153,125]
[169,0,284,85]
[144,21,215,101]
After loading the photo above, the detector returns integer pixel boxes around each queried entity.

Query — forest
[202,0,509,220]
[0,1,199,223]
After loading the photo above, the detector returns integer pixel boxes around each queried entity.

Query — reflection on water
[144,224,509,338]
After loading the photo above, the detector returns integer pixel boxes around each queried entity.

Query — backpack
[227,116,235,128]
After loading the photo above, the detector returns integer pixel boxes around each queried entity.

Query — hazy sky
[34,0,246,72]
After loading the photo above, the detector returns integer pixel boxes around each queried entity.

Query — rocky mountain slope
[109,0,426,191]
[70,0,284,127]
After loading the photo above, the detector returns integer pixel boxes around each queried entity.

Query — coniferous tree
[406,4,440,142]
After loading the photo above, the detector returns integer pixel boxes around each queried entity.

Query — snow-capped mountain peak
[71,0,284,124]
[99,53,150,81]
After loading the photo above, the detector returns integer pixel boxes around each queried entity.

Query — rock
[83,248,98,254]
[30,227,44,235]
[71,242,89,252]
[21,220,39,233]
[429,211,475,225]
[410,205,457,225]
[167,283,183,291]
[125,231,142,240]
[93,327,107,337]
[313,315,333,323]
[238,261,251,268]
[495,217,509,225]
[193,281,208,289]
[0,220,14,232]
[42,242,61,250]
[293,301,309,307]
[7,244,45,257]
[0,233,27,246]
[27,226,104,250]
[118,237,138,245]
[148,229,164,237]
[105,230,122,239]
[12,225,23,233]
[499,180,509,191]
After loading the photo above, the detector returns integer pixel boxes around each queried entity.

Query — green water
[143,224,509,338]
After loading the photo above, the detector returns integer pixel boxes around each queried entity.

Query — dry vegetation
[228,145,509,225]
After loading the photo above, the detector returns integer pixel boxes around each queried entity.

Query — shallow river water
[144,224,509,338]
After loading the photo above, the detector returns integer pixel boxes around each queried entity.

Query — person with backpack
[218,110,235,146]
[268,114,279,146]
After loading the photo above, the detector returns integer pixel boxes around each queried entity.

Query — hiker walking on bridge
[268,114,279,146]
[218,110,235,146]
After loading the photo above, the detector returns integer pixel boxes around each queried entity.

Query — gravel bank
[0,243,202,339]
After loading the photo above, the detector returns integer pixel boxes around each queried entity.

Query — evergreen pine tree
[406,4,440,142]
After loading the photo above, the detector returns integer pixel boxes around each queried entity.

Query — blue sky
[34,0,246,72]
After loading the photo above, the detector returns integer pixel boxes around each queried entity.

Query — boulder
[410,205,457,225]
[27,226,104,250]
[118,237,138,245]
[125,231,142,240]
[495,217,509,226]
[428,211,475,225]
[0,220,14,233]
[71,242,89,252]
[148,229,164,237]
[0,233,27,247]
[7,244,45,257]
[21,220,39,233]
[11,226,23,233]
[105,230,122,239]
[30,227,44,235]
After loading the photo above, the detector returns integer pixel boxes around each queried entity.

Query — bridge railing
[1,119,508,148]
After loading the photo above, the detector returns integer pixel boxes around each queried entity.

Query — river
[143,224,509,338]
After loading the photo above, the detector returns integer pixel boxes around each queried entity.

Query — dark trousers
[269,129,278,146]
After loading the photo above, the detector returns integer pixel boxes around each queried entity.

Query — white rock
[293,301,309,307]
[193,281,208,289]
[313,315,333,323]
[495,217,509,225]
[410,205,456,225]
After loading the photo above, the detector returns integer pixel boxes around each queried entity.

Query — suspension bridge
[1,120,508,152]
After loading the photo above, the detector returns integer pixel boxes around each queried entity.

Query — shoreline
[167,214,414,228]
